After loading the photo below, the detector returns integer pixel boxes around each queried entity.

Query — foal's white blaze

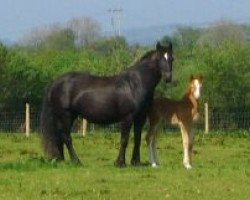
[164,53,168,61]
[193,79,201,99]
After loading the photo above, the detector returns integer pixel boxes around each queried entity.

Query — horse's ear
[168,42,173,51]
[156,41,162,50]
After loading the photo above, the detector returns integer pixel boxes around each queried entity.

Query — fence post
[82,119,87,136]
[204,102,209,134]
[25,103,30,137]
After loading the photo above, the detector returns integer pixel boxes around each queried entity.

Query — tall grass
[0,131,249,199]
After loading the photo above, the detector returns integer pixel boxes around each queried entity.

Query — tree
[174,26,202,49]
[68,17,101,47]
[160,35,179,49]
[19,24,75,50]
[0,42,8,72]
[195,39,250,129]
[43,27,75,50]
[90,36,128,54]
[19,25,53,48]
[0,43,9,109]
[161,26,201,50]
[198,20,247,46]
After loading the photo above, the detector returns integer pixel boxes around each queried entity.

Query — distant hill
[1,38,15,46]
[123,24,177,45]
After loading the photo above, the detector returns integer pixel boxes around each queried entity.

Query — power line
[108,8,123,36]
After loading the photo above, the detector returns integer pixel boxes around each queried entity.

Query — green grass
[0,131,249,200]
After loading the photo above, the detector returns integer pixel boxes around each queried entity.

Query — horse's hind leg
[61,114,81,164]
[48,118,64,161]
[56,129,64,160]
[62,133,81,164]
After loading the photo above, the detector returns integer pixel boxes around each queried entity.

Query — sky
[1,0,250,42]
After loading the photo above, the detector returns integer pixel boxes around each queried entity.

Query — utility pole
[108,8,123,36]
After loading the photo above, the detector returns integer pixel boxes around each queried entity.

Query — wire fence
[210,109,250,130]
[0,104,249,134]
[0,110,39,133]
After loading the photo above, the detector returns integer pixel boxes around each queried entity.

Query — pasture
[0,131,249,200]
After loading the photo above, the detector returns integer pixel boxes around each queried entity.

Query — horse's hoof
[131,160,141,166]
[73,160,82,166]
[114,160,126,168]
[184,163,192,170]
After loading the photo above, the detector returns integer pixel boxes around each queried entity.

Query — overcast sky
[1,0,250,42]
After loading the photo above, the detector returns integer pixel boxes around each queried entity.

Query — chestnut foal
[146,75,203,169]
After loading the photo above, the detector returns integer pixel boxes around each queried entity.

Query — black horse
[40,42,173,167]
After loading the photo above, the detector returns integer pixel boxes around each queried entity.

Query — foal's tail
[40,91,63,160]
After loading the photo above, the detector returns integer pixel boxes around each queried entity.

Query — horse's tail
[40,90,63,160]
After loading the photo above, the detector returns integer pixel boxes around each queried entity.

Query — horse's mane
[130,50,157,69]
[115,50,158,91]
[139,50,156,61]
[66,49,157,81]
[183,83,192,98]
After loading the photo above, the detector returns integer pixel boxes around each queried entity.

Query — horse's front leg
[114,117,133,167]
[180,122,193,169]
[131,114,147,166]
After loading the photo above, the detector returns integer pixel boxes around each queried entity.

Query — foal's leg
[114,116,133,167]
[179,122,193,169]
[146,124,160,167]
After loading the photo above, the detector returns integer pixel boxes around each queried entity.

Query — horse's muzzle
[162,72,172,83]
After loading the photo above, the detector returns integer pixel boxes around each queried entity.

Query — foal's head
[189,75,203,99]
[155,42,174,83]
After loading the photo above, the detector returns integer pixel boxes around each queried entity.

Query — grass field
[0,130,249,200]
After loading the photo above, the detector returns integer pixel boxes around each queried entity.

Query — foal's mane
[184,82,194,97]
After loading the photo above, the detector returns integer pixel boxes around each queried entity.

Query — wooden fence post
[204,102,209,134]
[82,119,87,136]
[25,103,30,137]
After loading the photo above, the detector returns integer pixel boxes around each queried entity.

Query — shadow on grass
[0,157,82,171]
[0,156,154,171]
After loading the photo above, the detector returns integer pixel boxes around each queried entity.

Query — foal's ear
[190,74,194,81]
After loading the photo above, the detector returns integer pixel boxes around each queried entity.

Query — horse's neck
[181,92,199,121]
[190,94,198,109]
[137,61,161,88]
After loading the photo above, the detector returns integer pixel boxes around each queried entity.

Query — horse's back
[47,71,138,124]
[55,71,116,89]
